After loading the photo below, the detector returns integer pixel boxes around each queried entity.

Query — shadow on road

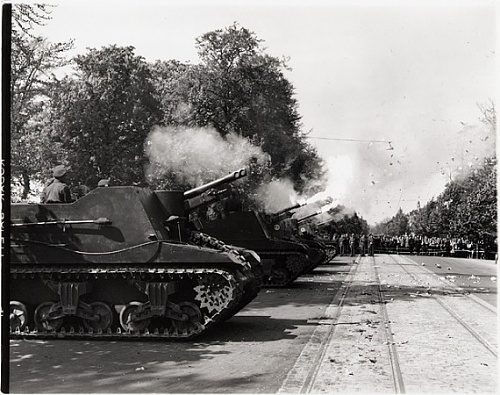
[196,315,313,343]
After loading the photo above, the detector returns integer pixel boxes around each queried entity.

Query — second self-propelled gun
[197,198,311,287]
[265,207,331,271]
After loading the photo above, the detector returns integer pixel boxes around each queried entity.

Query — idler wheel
[83,302,114,332]
[119,301,150,332]
[34,302,63,331]
[172,302,203,332]
[10,301,28,331]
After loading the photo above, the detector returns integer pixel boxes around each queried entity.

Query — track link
[10,266,240,340]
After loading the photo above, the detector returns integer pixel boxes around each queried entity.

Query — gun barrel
[272,202,303,216]
[297,211,322,224]
[183,168,247,200]
[11,218,112,227]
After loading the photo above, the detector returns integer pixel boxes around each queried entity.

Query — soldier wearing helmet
[41,165,73,203]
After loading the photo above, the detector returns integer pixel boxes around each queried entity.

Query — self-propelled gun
[9,169,262,340]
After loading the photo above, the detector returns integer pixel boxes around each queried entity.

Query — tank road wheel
[286,255,305,275]
[34,302,63,332]
[119,301,150,332]
[265,269,289,287]
[83,302,114,332]
[172,302,203,333]
[10,301,28,331]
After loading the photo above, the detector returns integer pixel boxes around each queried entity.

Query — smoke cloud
[311,116,496,225]
[265,115,495,227]
[145,125,270,186]
[255,179,297,213]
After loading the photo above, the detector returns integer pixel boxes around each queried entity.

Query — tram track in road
[379,254,497,393]
[281,254,497,394]
[278,257,363,393]
[280,256,408,393]
[371,256,406,393]
[388,254,497,358]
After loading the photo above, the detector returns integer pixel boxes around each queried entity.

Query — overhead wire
[305,136,392,143]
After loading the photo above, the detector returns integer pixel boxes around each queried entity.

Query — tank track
[190,231,251,269]
[321,242,337,263]
[190,231,263,319]
[324,248,336,263]
[10,266,240,340]
[262,252,309,287]
[304,247,328,273]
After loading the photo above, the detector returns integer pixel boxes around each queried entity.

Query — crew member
[41,165,73,203]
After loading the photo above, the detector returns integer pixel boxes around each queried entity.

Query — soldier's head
[52,165,68,182]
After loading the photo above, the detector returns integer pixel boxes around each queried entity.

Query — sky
[26,0,497,224]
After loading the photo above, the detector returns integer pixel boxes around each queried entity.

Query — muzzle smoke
[145,125,270,186]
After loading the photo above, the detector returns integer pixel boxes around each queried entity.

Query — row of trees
[373,99,496,246]
[372,155,497,247]
[10,5,325,202]
[317,205,370,237]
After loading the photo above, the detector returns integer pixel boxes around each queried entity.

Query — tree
[450,157,497,243]
[149,60,200,127]
[192,23,325,193]
[10,4,73,199]
[478,99,496,132]
[50,45,162,186]
[389,208,410,236]
[324,205,369,235]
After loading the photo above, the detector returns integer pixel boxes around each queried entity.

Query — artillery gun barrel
[183,168,247,200]
[297,211,322,224]
[272,202,304,217]
[11,217,112,227]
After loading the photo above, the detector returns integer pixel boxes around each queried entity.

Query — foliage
[149,60,199,127]
[194,24,326,193]
[450,158,497,242]
[10,3,73,199]
[374,99,496,247]
[320,205,369,235]
[375,156,497,247]
[384,208,410,236]
[150,23,325,195]
[49,45,163,187]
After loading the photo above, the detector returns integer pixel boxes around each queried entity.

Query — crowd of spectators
[371,234,496,260]
[328,232,497,260]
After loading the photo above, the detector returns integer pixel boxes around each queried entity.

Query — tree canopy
[11,19,325,199]
[373,156,497,249]
[9,14,496,253]
[150,23,325,195]
[10,3,73,198]
[49,45,162,187]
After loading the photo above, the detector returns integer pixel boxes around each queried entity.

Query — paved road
[7,254,497,393]
[280,254,497,393]
[403,254,497,306]
[8,260,352,393]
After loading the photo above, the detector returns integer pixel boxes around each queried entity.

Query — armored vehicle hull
[9,186,262,340]
[200,211,310,287]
